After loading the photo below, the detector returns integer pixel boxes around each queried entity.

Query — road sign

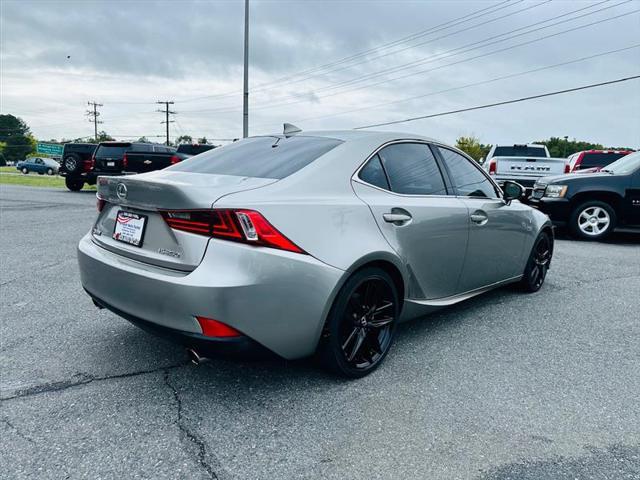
[37,143,64,156]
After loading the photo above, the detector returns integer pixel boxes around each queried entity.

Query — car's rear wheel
[318,267,399,378]
[65,177,84,192]
[570,200,616,240]
[63,153,81,174]
[520,232,552,293]
[21,167,28,174]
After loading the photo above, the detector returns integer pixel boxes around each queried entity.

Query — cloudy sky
[1,0,639,148]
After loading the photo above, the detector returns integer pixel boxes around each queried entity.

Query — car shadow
[554,227,640,245]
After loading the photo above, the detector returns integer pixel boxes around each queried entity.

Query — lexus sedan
[78,129,553,377]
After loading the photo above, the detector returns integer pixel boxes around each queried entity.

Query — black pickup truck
[62,142,189,191]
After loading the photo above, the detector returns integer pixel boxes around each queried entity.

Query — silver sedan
[78,129,553,377]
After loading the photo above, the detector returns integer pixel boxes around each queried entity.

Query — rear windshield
[581,152,628,168]
[96,145,130,158]
[177,144,215,155]
[493,146,547,158]
[169,136,343,179]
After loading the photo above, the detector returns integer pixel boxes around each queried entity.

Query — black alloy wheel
[319,267,399,378]
[520,232,552,292]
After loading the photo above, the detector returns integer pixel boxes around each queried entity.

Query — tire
[65,177,84,192]
[47,168,54,175]
[21,167,28,174]
[569,200,616,241]
[520,232,552,293]
[63,153,81,174]
[318,267,399,378]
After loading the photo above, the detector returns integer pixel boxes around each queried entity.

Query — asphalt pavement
[1,184,639,480]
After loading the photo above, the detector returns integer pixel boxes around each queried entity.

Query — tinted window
[377,143,447,195]
[438,147,498,198]
[581,152,627,168]
[607,152,640,175]
[170,136,342,179]
[359,154,389,190]
[96,145,129,158]
[177,144,215,155]
[493,146,547,158]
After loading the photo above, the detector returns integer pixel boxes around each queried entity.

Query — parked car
[176,143,216,156]
[483,143,569,194]
[16,157,59,175]
[530,151,640,240]
[79,129,553,378]
[567,149,634,173]
[61,142,188,191]
[59,143,98,191]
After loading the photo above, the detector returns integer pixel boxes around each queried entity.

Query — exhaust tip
[187,348,209,365]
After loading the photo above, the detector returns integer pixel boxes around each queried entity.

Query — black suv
[530,152,640,240]
[61,142,188,191]
[59,143,98,191]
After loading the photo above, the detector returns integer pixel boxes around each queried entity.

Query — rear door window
[493,146,547,157]
[437,147,499,199]
[377,143,447,195]
[96,145,129,158]
[170,136,343,179]
[581,152,627,168]
[358,154,390,190]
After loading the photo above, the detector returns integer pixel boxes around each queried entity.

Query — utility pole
[243,0,249,138]
[86,101,103,141]
[156,101,176,145]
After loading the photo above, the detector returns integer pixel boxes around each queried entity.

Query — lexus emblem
[116,183,128,200]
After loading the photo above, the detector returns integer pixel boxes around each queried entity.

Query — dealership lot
[1,184,639,479]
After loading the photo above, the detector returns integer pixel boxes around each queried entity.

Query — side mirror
[502,180,524,203]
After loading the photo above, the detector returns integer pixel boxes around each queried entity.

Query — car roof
[261,129,442,144]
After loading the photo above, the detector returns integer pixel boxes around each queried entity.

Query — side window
[358,154,390,190]
[377,143,447,195]
[437,147,498,198]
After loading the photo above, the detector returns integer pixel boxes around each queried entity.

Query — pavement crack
[163,369,219,480]
[2,417,36,445]
[0,363,187,402]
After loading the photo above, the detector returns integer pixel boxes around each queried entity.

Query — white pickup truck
[483,144,569,192]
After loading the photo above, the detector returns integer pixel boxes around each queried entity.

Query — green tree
[0,114,36,164]
[137,136,151,143]
[95,131,114,142]
[176,135,193,145]
[197,137,208,144]
[455,136,490,162]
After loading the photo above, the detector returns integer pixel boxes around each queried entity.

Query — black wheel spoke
[368,316,394,328]
[347,329,366,362]
[341,327,359,351]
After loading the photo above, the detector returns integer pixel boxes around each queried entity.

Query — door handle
[383,212,412,225]
[470,211,488,225]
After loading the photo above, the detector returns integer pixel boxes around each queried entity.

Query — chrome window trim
[351,139,452,199]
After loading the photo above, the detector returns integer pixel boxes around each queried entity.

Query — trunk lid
[93,171,277,271]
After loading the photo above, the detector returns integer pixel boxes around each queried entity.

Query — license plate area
[107,161,115,167]
[113,211,147,247]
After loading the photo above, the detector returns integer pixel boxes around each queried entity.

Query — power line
[175,0,519,103]
[86,101,103,141]
[354,75,640,130]
[156,101,176,145]
[269,44,640,127]
[184,4,638,116]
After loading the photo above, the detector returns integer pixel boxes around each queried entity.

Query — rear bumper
[78,233,344,360]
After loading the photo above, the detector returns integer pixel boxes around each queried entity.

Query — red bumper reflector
[196,316,242,338]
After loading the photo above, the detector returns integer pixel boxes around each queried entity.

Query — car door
[33,158,44,173]
[351,141,469,300]
[435,146,529,292]
[624,164,640,225]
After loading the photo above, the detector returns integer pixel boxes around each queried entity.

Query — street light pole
[243,0,249,138]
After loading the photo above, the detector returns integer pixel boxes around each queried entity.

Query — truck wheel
[65,177,84,192]
[63,153,81,174]
[569,200,616,241]
[22,167,28,174]
[47,168,54,175]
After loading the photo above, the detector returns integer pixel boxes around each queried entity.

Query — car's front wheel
[520,231,552,293]
[46,168,54,175]
[65,177,84,192]
[21,167,28,174]
[569,200,616,240]
[318,267,399,378]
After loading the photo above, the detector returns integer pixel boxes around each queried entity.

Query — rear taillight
[170,155,180,164]
[488,158,497,175]
[161,209,305,254]
[122,153,128,170]
[96,196,105,212]
[84,155,95,172]
[564,163,570,174]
